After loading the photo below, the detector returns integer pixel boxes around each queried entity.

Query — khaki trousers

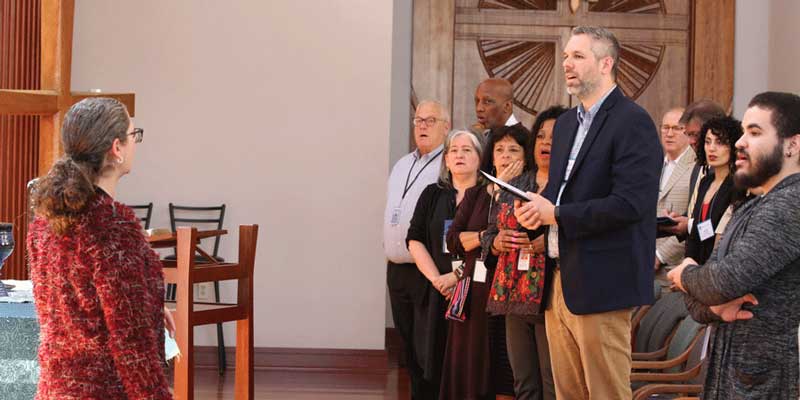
[544,270,632,400]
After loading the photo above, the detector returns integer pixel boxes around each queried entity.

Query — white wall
[733,0,770,118]
[767,0,800,95]
[386,0,413,329]
[734,0,800,118]
[71,1,394,350]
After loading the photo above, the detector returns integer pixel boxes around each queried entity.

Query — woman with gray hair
[407,129,485,399]
[439,126,496,399]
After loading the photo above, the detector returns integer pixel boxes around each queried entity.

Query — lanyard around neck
[402,149,443,199]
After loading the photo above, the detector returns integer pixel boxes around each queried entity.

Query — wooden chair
[164,225,258,400]
[632,291,689,360]
[631,316,707,399]
[127,202,154,229]
[630,281,665,347]
[165,203,227,374]
[167,203,226,261]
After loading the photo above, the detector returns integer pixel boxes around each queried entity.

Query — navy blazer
[542,87,662,315]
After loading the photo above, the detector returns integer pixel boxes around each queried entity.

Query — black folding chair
[128,203,154,230]
[165,203,227,374]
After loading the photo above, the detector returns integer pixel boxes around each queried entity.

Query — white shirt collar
[505,114,519,127]
[665,145,691,164]
[413,144,444,161]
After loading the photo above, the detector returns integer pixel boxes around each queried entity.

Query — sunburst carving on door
[616,44,665,101]
[478,39,664,114]
[477,0,557,10]
[477,40,557,115]
[588,0,665,14]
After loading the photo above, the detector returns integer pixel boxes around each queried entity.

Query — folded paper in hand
[165,328,180,361]
[480,171,531,201]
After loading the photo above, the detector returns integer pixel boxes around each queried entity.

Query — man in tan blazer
[655,107,696,269]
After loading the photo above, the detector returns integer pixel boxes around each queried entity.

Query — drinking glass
[0,223,14,296]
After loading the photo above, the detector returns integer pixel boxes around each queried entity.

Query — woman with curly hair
[686,115,745,265]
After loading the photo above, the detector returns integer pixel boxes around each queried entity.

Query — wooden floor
[189,330,410,399]
[189,337,410,400]
[192,367,410,400]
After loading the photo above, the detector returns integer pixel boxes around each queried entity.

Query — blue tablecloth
[0,303,38,400]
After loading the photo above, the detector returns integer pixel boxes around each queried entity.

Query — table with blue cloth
[0,302,38,400]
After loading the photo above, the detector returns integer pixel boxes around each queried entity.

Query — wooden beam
[70,92,136,117]
[41,0,73,94]
[39,0,75,175]
[690,0,735,110]
[0,89,59,115]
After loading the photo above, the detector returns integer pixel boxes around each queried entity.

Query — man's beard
[566,76,598,99]
[734,140,784,189]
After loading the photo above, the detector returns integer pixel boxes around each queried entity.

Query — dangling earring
[117,157,124,164]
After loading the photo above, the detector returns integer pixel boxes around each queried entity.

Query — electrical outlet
[196,282,212,301]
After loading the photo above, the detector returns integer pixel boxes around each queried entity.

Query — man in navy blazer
[514,26,662,399]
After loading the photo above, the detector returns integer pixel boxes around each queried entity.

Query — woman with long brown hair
[27,98,172,399]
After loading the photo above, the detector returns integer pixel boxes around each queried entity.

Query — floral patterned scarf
[485,202,546,316]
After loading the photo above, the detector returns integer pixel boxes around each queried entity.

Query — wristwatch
[554,205,560,223]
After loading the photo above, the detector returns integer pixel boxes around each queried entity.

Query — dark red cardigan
[27,190,171,399]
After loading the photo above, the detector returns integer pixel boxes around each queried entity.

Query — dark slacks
[505,314,556,400]
[387,261,437,400]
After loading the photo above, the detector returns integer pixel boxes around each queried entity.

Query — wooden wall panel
[690,0,735,111]
[412,0,456,113]
[0,0,41,280]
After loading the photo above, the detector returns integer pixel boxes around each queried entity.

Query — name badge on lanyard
[474,259,488,283]
[697,219,715,241]
[518,248,532,271]
[390,207,402,226]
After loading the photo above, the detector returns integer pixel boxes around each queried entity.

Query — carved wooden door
[413,0,708,130]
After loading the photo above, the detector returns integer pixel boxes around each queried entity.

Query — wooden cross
[0,0,135,176]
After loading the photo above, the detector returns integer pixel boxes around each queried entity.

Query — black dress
[686,174,735,265]
[406,183,458,398]
[440,184,493,400]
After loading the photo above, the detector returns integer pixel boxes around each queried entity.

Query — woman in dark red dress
[440,149,492,400]
[27,98,172,399]
[407,129,485,400]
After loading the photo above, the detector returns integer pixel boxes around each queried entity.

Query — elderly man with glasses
[654,107,696,272]
[384,100,449,400]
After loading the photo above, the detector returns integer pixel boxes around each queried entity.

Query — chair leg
[175,282,194,399]
[234,316,254,399]
[214,281,226,375]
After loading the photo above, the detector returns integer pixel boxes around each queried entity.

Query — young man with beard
[668,91,800,399]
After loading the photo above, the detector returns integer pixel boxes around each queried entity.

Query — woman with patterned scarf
[482,106,567,400]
